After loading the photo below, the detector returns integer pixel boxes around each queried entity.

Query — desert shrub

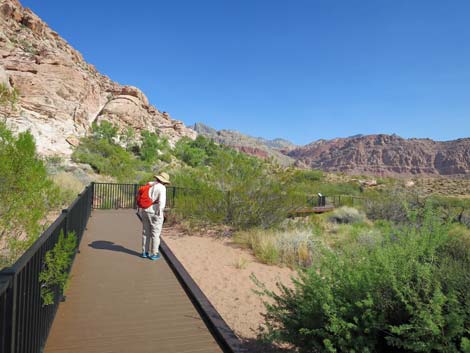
[174,135,220,167]
[173,176,226,224]
[72,137,141,182]
[427,196,470,227]
[328,206,366,224]
[0,122,62,265]
[285,169,324,183]
[39,231,77,305]
[364,187,423,223]
[257,209,470,353]
[173,148,290,229]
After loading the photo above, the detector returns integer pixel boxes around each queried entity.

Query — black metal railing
[330,195,366,208]
[91,182,181,210]
[0,185,93,353]
[0,182,243,353]
[92,182,137,209]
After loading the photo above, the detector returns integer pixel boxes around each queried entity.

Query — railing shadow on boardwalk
[88,240,141,257]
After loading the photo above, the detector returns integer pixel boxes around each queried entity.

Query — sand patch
[164,226,296,350]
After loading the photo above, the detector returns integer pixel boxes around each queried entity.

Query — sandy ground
[164,225,297,352]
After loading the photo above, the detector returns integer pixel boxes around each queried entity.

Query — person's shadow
[88,240,141,257]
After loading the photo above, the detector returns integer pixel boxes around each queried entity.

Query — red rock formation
[287,134,470,176]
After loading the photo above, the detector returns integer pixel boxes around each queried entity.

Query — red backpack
[136,183,154,208]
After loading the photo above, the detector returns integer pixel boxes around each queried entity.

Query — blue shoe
[141,252,148,258]
[149,254,161,261]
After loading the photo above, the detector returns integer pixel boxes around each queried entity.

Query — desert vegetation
[3,116,470,351]
[0,88,79,268]
[0,121,80,267]
[254,209,470,353]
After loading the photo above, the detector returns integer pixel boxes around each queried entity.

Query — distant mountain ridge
[192,124,470,177]
[190,123,296,166]
[288,134,470,176]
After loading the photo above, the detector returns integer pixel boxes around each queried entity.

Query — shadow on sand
[88,240,141,257]
[239,338,297,353]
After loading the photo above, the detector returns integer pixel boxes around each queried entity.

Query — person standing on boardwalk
[138,172,170,260]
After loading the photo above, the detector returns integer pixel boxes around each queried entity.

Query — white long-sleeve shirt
[143,182,166,215]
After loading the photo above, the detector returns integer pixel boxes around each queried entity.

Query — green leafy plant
[255,208,470,353]
[174,135,220,167]
[39,231,77,306]
[72,137,140,182]
[173,147,290,229]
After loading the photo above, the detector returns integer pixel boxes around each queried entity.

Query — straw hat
[154,172,170,184]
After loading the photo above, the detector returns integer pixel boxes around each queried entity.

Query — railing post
[172,187,176,209]
[133,184,138,209]
[62,209,68,236]
[0,274,17,353]
[90,182,95,209]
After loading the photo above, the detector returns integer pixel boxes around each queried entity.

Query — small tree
[0,122,61,266]
[91,121,118,143]
[139,130,170,163]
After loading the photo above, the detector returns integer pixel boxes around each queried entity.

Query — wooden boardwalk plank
[43,210,223,353]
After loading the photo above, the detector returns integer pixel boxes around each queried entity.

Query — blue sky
[21,0,470,145]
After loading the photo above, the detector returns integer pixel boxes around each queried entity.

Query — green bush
[72,137,140,182]
[173,148,290,229]
[363,187,422,223]
[39,231,77,305]
[174,135,219,167]
[0,122,62,266]
[257,208,470,353]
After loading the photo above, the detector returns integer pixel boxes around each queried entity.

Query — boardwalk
[43,209,223,353]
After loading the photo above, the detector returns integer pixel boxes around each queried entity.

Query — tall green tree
[0,122,60,265]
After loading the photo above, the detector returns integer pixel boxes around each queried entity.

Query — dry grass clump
[328,206,366,224]
[233,207,381,268]
[234,228,317,268]
[51,172,86,204]
[233,256,249,269]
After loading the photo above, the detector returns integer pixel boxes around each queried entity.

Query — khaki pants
[141,211,164,255]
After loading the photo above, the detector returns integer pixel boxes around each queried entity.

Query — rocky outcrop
[0,0,195,156]
[191,122,296,166]
[288,134,470,176]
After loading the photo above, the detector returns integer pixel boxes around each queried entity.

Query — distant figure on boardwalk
[137,172,170,260]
